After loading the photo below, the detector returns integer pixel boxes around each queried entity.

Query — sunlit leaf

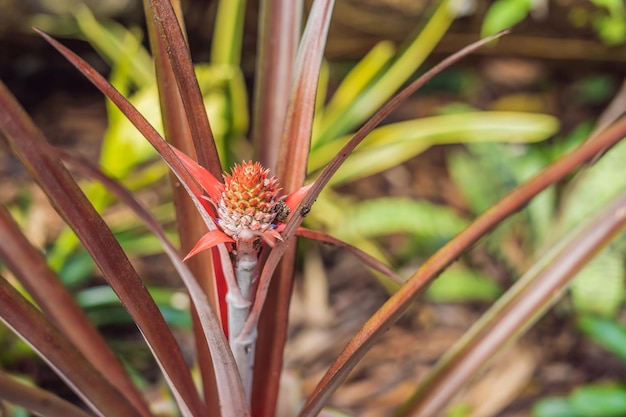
[570,384,626,416]
[577,315,626,363]
[310,112,559,186]
[425,268,501,302]
[72,5,154,88]
[312,41,395,147]
[481,0,533,37]
[313,0,456,146]
[335,198,468,240]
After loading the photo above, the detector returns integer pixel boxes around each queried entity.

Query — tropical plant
[34,0,559,295]
[1,1,626,417]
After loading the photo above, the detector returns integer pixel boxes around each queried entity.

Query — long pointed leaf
[296,227,403,284]
[35,31,233,281]
[58,149,250,417]
[0,79,205,417]
[0,205,151,417]
[252,2,333,415]
[35,30,242,307]
[34,29,203,200]
[145,0,222,175]
[275,0,335,189]
[0,371,93,417]
[0,276,142,417]
[296,115,626,416]
[143,1,224,407]
[308,111,559,185]
[252,0,302,170]
[314,0,455,147]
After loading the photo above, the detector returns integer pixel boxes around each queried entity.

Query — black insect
[299,205,311,217]
[271,199,290,223]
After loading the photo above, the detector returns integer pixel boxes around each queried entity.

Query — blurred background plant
[533,315,626,417]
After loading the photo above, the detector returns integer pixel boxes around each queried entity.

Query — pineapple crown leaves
[172,147,310,261]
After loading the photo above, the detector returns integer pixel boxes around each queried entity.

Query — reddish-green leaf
[144,0,222,176]
[0,205,151,417]
[275,0,335,190]
[252,0,302,170]
[0,79,205,417]
[143,1,224,407]
[295,227,403,284]
[33,29,205,207]
[0,370,95,417]
[58,149,249,417]
[252,2,334,414]
[0,276,142,417]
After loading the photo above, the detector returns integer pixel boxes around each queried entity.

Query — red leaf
[284,182,314,212]
[171,146,223,203]
[184,230,234,261]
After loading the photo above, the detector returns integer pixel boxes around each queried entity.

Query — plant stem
[228,235,259,403]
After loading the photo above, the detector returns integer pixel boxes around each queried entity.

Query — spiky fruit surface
[217,161,280,238]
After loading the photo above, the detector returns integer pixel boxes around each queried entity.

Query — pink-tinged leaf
[172,146,223,203]
[252,2,334,415]
[32,27,247,415]
[296,227,403,285]
[57,149,249,416]
[0,79,206,417]
[0,371,93,417]
[34,29,209,216]
[143,2,224,381]
[36,27,239,301]
[275,0,335,191]
[0,205,151,417]
[145,0,222,176]
[0,276,142,417]
[284,182,315,212]
[252,0,302,170]
[184,230,234,261]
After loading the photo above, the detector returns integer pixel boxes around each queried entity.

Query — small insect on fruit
[272,199,290,223]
